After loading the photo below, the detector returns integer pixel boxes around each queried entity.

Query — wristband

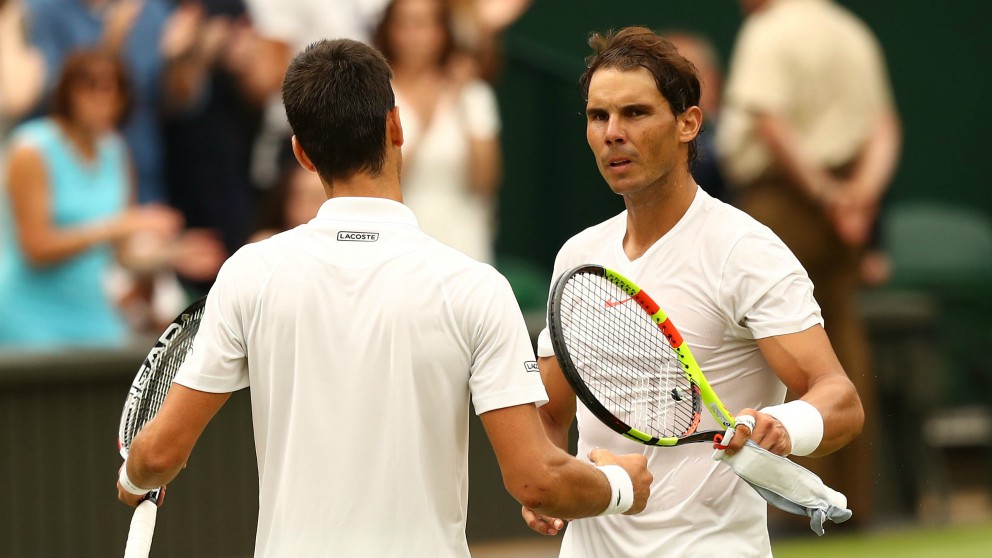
[595,465,634,515]
[119,463,154,496]
[761,400,824,456]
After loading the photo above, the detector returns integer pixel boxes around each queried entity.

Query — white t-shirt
[536,187,822,558]
[398,80,501,263]
[176,197,548,558]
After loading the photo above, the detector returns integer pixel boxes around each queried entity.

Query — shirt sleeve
[467,268,548,414]
[719,230,823,339]
[173,251,252,393]
[242,0,302,44]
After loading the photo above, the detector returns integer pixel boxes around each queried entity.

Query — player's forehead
[585,66,668,110]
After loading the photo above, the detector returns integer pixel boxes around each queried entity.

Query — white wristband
[761,400,824,457]
[595,465,634,515]
[119,463,153,496]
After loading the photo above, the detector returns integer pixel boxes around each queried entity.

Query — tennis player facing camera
[116,39,652,557]
[525,28,864,556]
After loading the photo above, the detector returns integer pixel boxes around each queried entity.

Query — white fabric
[175,197,547,558]
[397,80,501,263]
[536,187,822,558]
[594,465,634,516]
[712,429,851,535]
[761,399,824,456]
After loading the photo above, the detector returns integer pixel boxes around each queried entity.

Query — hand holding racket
[116,297,205,558]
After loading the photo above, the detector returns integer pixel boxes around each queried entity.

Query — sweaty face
[585,67,686,198]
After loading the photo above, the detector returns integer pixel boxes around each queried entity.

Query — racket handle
[123,497,159,558]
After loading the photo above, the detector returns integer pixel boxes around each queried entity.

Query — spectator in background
[239,0,390,189]
[717,0,901,528]
[663,31,728,203]
[159,0,261,261]
[26,0,175,204]
[248,159,327,243]
[0,48,183,347]
[374,0,502,263]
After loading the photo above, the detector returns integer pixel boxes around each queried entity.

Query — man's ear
[387,106,404,147]
[678,106,703,144]
[291,136,318,172]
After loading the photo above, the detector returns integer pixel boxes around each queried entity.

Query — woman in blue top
[1,48,182,347]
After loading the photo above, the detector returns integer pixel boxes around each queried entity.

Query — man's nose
[605,118,626,145]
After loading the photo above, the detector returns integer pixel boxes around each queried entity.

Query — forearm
[20,219,127,267]
[849,109,901,200]
[126,433,187,489]
[798,374,864,457]
[517,447,613,519]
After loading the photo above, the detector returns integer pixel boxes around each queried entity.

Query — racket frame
[549,265,734,446]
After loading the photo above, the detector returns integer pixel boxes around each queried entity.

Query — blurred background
[1,0,989,556]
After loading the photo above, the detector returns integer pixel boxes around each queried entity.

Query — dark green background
[492,0,991,302]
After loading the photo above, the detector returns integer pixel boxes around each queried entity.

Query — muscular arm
[119,385,231,504]
[481,400,650,522]
[735,325,864,457]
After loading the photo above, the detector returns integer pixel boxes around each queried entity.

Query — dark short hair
[282,39,396,181]
[50,48,133,126]
[372,0,456,68]
[579,27,702,167]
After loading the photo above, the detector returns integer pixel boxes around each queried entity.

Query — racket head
[548,265,732,446]
[118,297,206,459]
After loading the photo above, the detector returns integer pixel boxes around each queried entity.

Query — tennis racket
[548,264,734,446]
[117,297,205,558]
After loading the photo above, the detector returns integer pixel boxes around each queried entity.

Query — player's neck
[621,172,697,261]
[325,168,403,203]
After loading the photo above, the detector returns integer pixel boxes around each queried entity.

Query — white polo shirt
[537,187,822,558]
[175,197,548,558]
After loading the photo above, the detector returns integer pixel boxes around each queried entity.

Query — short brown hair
[50,48,133,126]
[282,39,396,181]
[579,27,702,166]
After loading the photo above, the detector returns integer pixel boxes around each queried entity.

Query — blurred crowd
[0,0,907,533]
[0,0,530,347]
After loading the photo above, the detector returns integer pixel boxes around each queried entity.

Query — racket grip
[123,498,159,558]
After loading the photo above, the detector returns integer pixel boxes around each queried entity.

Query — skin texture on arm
[724,325,864,458]
[117,385,232,506]
[479,401,650,521]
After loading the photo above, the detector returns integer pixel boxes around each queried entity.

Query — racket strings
[121,307,204,451]
[561,273,696,439]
